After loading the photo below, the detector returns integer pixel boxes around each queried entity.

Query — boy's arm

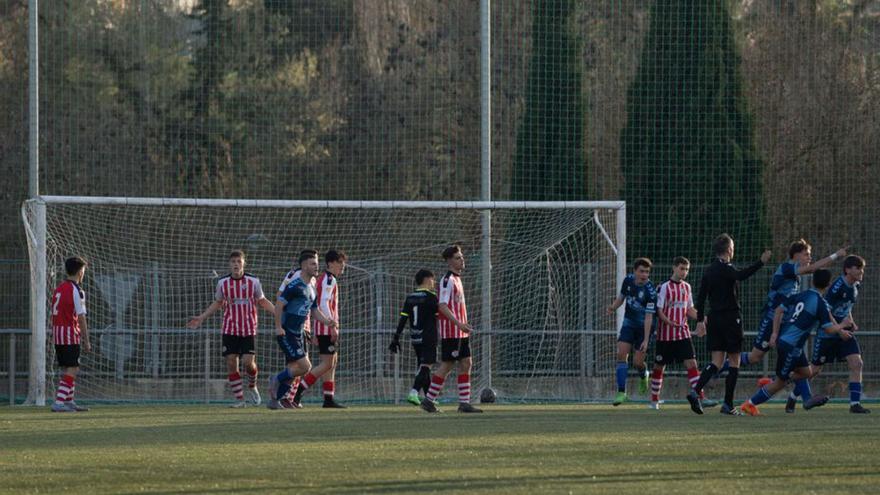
[769,305,785,347]
[78,315,90,352]
[797,247,848,275]
[606,295,625,315]
[439,303,472,333]
[187,300,224,329]
[257,297,275,313]
[274,299,286,336]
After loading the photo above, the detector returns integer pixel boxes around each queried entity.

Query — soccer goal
[22,196,626,404]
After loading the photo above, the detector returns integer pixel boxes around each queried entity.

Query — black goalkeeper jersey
[396,289,438,344]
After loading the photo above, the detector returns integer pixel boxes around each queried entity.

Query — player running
[50,256,91,412]
[606,258,656,406]
[188,250,275,407]
[389,269,439,406]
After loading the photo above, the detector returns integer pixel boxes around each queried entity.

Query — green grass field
[1,402,878,494]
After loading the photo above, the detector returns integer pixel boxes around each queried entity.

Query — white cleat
[229,401,247,409]
[648,402,661,410]
[246,387,261,406]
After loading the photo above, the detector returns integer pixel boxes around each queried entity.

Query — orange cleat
[757,376,773,387]
[741,401,762,417]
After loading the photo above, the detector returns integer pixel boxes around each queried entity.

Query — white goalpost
[22,196,626,405]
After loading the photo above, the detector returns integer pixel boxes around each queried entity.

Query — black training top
[695,257,765,322]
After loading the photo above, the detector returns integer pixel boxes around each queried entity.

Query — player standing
[290,250,347,408]
[606,258,656,406]
[808,255,869,414]
[740,269,850,416]
[649,257,714,410]
[188,250,275,407]
[389,269,438,406]
[50,256,90,412]
[420,245,482,413]
[268,250,338,410]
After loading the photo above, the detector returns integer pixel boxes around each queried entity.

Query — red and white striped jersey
[278,269,314,332]
[313,272,339,336]
[51,280,86,345]
[214,274,265,336]
[438,271,468,339]
[655,279,694,341]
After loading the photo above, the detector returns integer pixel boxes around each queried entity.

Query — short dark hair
[672,256,690,267]
[633,257,652,270]
[844,255,865,272]
[813,269,832,289]
[229,250,246,261]
[414,269,435,286]
[65,256,87,276]
[298,249,318,265]
[325,249,347,264]
[788,239,810,259]
[442,245,462,260]
[712,234,734,256]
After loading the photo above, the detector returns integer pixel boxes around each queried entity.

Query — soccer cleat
[229,401,247,409]
[268,375,279,401]
[266,399,281,410]
[803,395,829,410]
[757,376,773,388]
[740,401,761,417]
[50,402,74,412]
[850,404,871,414]
[406,392,421,406]
[612,391,627,406]
[323,399,347,409]
[457,402,483,413]
[279,399,297,409]
[785,396,797,414]
[701,398,719,409]
[719,403,741,416]
[686,391,704,415]
[639,375,649,395]
[420,397,439,413]
[291,399,304,409]
[246,387,261,406]
[66,401,89,412]
[647,402,660,410]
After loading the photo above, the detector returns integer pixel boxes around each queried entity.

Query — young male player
[275,255,313,406]
[740,269,852,416]
[741,240,847,369]
[291,250,348,408]
[649,257,716,410]
[51,256,91,412]
[389,269,438,405]
[268,250,338,410]
[420,245,482,413]
[807,255,869,414]
[188,250,275,407]
[606,258,656,405]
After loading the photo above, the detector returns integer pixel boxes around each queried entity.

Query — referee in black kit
[688,233,771,415]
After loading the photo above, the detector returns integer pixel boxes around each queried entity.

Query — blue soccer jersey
[777,289,833,348]
[278,277,317,333]
[818,276,859,340]
[619,274,657,329]
[764,261,800,310]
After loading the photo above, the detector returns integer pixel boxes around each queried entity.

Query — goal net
[22,197,625,404]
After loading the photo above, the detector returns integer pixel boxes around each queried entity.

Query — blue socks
[615,361,628,393]
[850,382,862,405]
[740,352,750,366]
[276,369,293,400]
[792,379,812,402]
[750,386,772,406]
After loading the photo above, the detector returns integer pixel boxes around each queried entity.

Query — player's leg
[844,338,869,413]
[613,333,634,405]
[52,345,83,412]
[408,342,431,405]
[241,352,260,406]
[455,340,481,413]
[225,351,246,407]
[649,361,665,409]
[632,330,649,396]
[294,336,336,404]
[742,310,773,367]
[721,350,741,411]
[422,339,458,412]
[269,330,309,409]
[321,353,345,408]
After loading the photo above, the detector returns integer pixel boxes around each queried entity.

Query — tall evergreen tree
[620,0,770,262]
[511,0,585,200]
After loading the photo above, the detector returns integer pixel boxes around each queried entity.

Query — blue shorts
[618,325,648,349]
[752,308,775,352]
[276,330,306,363]
[775,342,809,380]
[811,336,861,366]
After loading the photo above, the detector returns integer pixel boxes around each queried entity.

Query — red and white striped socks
[426,374,445,401]
[228,372,244,401]
[650,369,663,403]
[687,367,706,398]
[323,381,334,400]
[457,374,471,404]
[55,374,74,404]
[246,367,258,390]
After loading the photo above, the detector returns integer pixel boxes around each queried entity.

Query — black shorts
[412,342,437,366]
[222,335,256,356]
[441,338,471,362]
[55,345,80,368]
[654,339,696,366]
[706,311,743,353]
[317,335,338,355]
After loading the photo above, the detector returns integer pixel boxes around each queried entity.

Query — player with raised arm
[267,250,338,410]
[649,257,715,410]
[606,258,656,406]
[807,255,869,414]
[50,256,90,412]
[420,245,482,413]
[188,250,275,407]
[741,240,847,371]
[291,250,348,409]
[389,269,438,406]
[740,269,851,416]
